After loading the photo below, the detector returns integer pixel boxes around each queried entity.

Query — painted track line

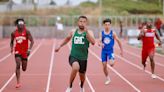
[115,46,164,67]
[46,39,55,92]
[0,39,44,92]
[0,53,11,63]
[96,45,164,82]
[122,41,164,58]
[68,44,95,92]
[89,49,141,92]
[114,53,164,82]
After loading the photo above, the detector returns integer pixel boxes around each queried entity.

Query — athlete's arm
[10,32,15,53]
[113,32,123,56]
[138,28,145,40]
[27,30,34,50]
[98,31,104,48]
[155,30,162,46]
[55,29,74,52]
[86,30,95,45]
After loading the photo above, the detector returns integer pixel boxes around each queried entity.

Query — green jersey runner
[70,29,89,60]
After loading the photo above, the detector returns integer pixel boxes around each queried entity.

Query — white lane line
[0,39,44,92]
[97,45,164,82]
[122,42,164,58]
[0,53,11,63]
[68,44,95,92]
[114,53,164,82]
[115,46,164,67]
[46,39,55,92]
[89,49,141,92]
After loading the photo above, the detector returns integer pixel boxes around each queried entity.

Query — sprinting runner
[10,18,34,88]
[55,16,95,92]
[98,18,123,85]
[138,20,162,79]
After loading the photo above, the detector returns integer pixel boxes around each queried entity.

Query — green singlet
[70,29,89,60]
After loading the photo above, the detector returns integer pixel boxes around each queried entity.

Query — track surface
[0,39,164,92]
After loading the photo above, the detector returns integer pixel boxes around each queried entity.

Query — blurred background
[0,0,164,41]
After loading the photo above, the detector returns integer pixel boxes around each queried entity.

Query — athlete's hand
[55,45,61,52]
[140,29,145,36]
[98,41,104,48]
[27,49,31,56]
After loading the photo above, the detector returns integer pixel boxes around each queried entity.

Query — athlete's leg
[148,49,155,74]
[109,60,115,67]
[79,73,85,87]
[102,62,108,77]
[142,50,148,70]
[15,55,22,87]
[69,62,79,87]
[22,58,27,71]
[102,61,110,84]
[78,60,87,88]
[148,49,156,79]
[109,53,115,67]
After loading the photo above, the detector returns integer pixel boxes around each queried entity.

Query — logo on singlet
[16,36,26,44]
[145,33,155,37]
[74,36,84,44]
[104,37,111,44]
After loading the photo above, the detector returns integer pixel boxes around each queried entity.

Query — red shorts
[15,50,28,59]
[142,48,155,63]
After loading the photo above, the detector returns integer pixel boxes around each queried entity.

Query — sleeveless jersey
[70,29,89,60]
[142,29,155,49]
[102,30,114,51]
[14,28,28,54]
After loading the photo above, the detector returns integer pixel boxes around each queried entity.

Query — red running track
[0,39,164,92]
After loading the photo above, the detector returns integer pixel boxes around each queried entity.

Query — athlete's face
[104,22,111,30]
[146,21,152,29]
[78,18,87,30]
[17,21,24,30]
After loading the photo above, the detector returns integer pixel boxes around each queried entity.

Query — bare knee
[72,62,80,71]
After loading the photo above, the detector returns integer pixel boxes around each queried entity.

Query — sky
[13,0,98,6]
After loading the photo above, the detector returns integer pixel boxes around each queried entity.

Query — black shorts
[15,54,28,61]
[69,56,87,73]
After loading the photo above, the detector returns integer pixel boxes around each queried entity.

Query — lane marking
[115,46,164,67]
[0,53,11,63]
[97,45,164,82]
[46,39,55,92]
[122,41,164,58]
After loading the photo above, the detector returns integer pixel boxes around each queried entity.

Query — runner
[10,18,34,88]
[55,15,95,92]
[98,18,123,85]
[138,20,162,79]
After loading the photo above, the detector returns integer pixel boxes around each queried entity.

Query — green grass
[98,0,162,15]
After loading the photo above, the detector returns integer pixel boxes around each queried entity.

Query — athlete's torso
[70,29,89,60]
[102,30,114,51]
[14,28,28,54]
[142,28,155,49]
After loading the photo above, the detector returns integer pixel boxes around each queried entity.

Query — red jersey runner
[14,27,28,58]
[141,28,155,62]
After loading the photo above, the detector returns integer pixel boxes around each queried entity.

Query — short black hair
[15,18,25,26]
[78,15,88,20]
[103,18,111,24]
